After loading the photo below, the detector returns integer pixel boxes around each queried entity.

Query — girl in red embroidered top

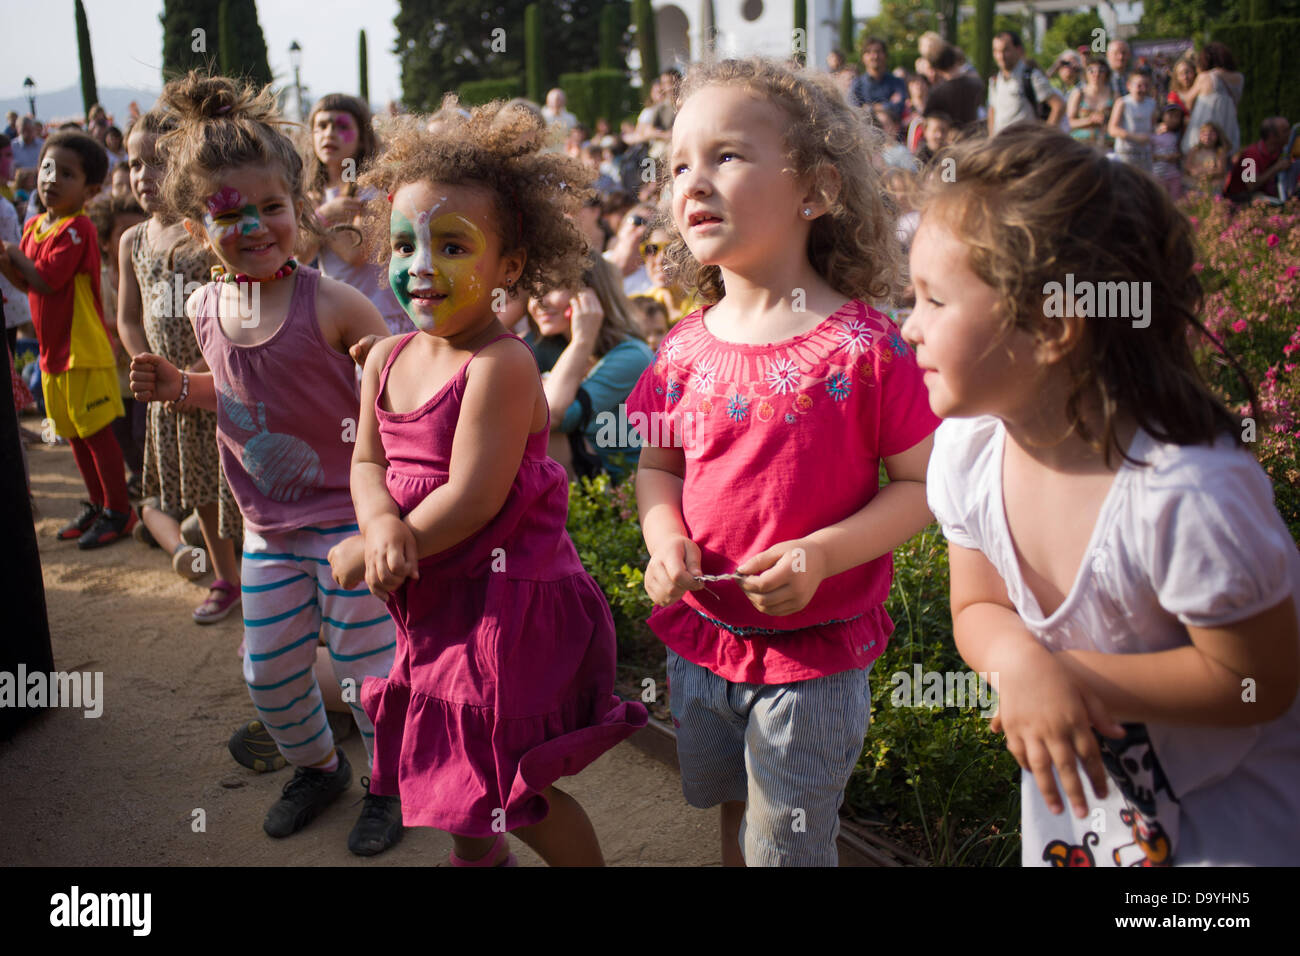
[626,57,940,866]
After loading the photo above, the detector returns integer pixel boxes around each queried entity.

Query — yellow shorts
[42,366,125,439]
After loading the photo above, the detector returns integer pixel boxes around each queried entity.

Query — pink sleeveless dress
[361,332,647,836]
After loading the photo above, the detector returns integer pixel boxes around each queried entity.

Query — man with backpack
[987,31,1063,136]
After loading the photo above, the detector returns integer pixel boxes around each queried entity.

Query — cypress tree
[525,4,544,103]
[974,0,995,80]
[633,0,659,83]
[599,3,620,70]
[839,0,855,59]
[359,29,370,103]
[75,0,100,117]
[160,0,221,80]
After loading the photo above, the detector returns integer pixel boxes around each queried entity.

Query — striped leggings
[241,522,396,769]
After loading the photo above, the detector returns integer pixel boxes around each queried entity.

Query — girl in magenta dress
[328,104,645,867]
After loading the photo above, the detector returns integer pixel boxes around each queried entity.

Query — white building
[641,1,1144,73]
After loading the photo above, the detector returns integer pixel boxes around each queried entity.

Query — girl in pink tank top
[325,105,646,867]
[130,74,407,858]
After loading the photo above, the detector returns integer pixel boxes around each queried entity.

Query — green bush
[568,472,1020,864]
[458,78,523,107]
[557,69,638,130]
[854,524,1021,865]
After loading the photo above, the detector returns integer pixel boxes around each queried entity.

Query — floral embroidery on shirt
[765,356,801,395]
[756,400,775,422]
[726,393,750,422]
[836,317,875,355]
[666,378,683,405]
[826,372,851,401]
[794,393,813,414]
[693,356,718,393]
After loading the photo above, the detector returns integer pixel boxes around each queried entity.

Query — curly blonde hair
[158,71,323,246]
[917,124,1254,464]
[357,102,594,301]
[657,56,904,307]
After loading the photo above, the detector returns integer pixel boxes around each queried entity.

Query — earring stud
[803,207,812,218]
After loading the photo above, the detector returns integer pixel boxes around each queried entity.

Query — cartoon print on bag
[220,384,324,502]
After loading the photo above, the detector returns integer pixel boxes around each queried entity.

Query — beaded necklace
[210,257,299,284]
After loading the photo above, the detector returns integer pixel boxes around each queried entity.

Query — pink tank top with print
[192,264,359,534]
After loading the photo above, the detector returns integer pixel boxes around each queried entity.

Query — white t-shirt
[988,61,1058,134]
[928,415,1300,866]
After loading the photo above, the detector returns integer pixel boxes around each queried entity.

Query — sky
[0,0,405,113]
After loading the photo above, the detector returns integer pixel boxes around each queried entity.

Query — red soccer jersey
[20,210,114,374]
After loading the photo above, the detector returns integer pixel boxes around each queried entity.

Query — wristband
[176,370,190,405]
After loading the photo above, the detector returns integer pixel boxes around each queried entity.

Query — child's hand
[327,534,367,589]
[363,514,420,602]
[644,535,704,607]
[736,538,828,617]
[349,334,383,368]
[990,641,1125,818]
[129,353,182,403]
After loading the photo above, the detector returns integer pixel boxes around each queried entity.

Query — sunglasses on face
[639,241,664,258]
[630,214,649,227]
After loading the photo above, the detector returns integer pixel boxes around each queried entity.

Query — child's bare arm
[349,336,414,599]
[116,223,150,357]
[2,241,52,295]
[351,336,403,531]
[1057,597,1300,727]
[318,274,391,355]
[637,442,704,606]
[1107,99,1127,142]
[736,434,935,616]
[400,339,535,559]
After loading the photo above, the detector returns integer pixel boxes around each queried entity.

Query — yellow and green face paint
[389,206,490,332]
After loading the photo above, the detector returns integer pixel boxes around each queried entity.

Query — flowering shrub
[568,473,1019,865]
[1183,194,1300,540]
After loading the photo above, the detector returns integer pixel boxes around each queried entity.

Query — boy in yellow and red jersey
[0,130,137,547]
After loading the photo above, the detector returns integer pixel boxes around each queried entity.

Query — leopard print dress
[131,224,241,540]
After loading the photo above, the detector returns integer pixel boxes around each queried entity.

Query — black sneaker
[263,749,352,838]
[59,500,101,540]
[348,776,405,857]
[228,719,287,773]
[77,507,138,550]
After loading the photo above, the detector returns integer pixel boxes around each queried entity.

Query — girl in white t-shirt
[902,124,1300,866]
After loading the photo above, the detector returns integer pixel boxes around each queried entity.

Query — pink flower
[1286,266,1299,280]
[1267,234,1280,247]
[1234,319,1249,333]
[1192,262,1205,273]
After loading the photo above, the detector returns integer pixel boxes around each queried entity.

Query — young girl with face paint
[117,101,244,619]
[128,73,406,857]
[300,94,412,336]
[326,105,647,867]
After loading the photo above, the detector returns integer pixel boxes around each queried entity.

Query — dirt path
[1,441,719,866]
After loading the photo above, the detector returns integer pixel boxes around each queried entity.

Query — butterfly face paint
[389,205,490,332]
[203,186,262,245]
